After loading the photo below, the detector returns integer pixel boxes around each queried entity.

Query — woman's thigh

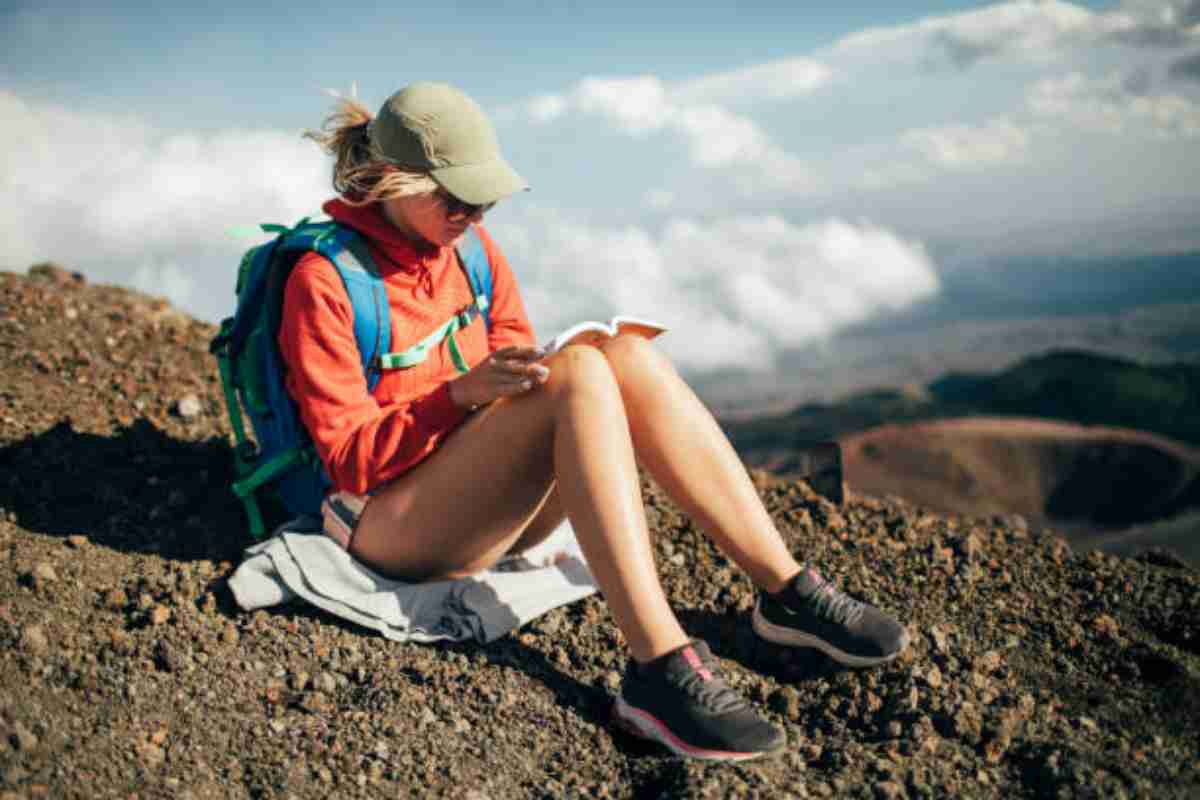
[348,346,601,581]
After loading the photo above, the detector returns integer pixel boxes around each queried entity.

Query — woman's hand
[449,345,550,410]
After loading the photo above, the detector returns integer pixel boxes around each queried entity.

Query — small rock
[769,687,802,721]
[983,732,1012,764]
[19,625,49,655]
[290,672,310,692]
[32,562,57,586]
[9,722,38,751]
[1092,614,1120,639]
[104,589,128,610]
[175,394,203,419]
[314,672,337,694]
[149,605,171,626]
[66,535,88,549]
[221,625,239,646]
[922,666,943,690]
[975,650,1003,674]
[958,533,984,561]
[874,780,906,800]
[419,708,438,728]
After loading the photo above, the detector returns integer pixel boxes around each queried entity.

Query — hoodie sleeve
[473,225,537,350]
[278,252,469,494]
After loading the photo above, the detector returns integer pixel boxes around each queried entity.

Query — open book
[541,315,667,355]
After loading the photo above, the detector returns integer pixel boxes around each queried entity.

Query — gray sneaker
[752,567,910,667]
[612,640,785,761]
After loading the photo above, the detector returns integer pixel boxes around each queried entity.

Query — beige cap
[367,82,528,204]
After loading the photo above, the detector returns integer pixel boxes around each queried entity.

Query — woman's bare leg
[349,345,688,662]
[599,334,803,593]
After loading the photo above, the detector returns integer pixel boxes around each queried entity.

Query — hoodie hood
[322,197,445,295]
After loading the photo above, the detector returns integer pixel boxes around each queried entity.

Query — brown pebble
[222,625,239,645]
[976,650,1003,674]
[66,535,88,549]
[20,625,49,655]
[149,605,170,626]
[31,562,57,585]
[9,722,39,751]
[104,589,128,610]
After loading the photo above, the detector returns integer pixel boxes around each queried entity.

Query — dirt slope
[1,266,1198,799]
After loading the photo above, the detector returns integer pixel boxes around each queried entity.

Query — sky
[2,0,1199,376]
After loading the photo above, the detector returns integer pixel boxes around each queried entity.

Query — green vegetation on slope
[930,350,1200,446]
[723,349,1200,455]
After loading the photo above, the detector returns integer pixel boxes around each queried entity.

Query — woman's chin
[440,227,469,247]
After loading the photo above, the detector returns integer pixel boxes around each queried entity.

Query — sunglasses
[438,190,496,220]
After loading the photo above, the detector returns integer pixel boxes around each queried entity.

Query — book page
[542,316,667,355]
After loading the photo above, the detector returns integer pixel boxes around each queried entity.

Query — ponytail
[303,93,436,206]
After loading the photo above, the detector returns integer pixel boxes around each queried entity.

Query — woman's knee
[600,333,677,386]
[543,343,621,398]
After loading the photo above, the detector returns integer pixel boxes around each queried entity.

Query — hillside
[1,265,1198,798]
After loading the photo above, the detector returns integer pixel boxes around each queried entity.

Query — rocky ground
[0,265,1198,799]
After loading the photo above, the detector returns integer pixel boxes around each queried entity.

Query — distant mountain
[722,350,1200,547]
[722,348,1200,456]
[929,350,1200,447]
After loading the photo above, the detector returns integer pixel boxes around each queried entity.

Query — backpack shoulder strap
[456,225,494,331]
[276,220,391,392]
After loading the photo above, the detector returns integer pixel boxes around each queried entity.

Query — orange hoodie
[278,198,536,494]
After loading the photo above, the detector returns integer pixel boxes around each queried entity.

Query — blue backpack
[209,217,493,539]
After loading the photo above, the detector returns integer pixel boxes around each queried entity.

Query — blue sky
[2,0,1198,375]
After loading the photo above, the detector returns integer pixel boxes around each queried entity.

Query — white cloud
[525,75,817,192]
[574,76,672,135]
[901,117,1033,168]
[1029,70,1200,137]
[675,57,832,105]
[829,0,1097,69]
[492,211,939,372]
[0,90,328,321]
[1104,1,1200,46]
[527,93,568,123]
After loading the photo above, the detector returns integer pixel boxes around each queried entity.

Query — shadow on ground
[0,419,262,563]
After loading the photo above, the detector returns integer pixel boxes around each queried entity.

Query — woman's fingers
[493,345,546,364]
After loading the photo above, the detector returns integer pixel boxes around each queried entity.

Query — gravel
[0,264,1198,798]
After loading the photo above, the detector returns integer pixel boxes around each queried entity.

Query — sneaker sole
[611,698,780,762]
[751,600,908,668]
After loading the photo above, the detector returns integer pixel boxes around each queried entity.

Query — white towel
[228,518,597,643]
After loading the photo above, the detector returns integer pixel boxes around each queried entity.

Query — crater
[840,417,1200,532]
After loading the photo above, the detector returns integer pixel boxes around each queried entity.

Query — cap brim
[431,157,529,205]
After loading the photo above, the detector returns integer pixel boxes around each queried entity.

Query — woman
[283,81,909,761]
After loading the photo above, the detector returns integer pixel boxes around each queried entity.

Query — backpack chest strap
[377,294,489,374]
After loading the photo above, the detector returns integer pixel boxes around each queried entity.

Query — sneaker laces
[676,656,749,715]
[808,579,867,626]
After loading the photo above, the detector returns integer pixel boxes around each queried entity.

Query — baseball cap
[367,82,528,204]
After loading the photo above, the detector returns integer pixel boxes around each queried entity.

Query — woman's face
[381,190,487,248]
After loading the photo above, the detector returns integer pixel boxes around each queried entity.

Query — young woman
[283,81,909,761]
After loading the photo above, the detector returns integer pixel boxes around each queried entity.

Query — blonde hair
[303,93,438,206]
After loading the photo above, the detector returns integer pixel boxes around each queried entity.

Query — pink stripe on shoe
[681,646,714,682]
[614,702,761,761]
